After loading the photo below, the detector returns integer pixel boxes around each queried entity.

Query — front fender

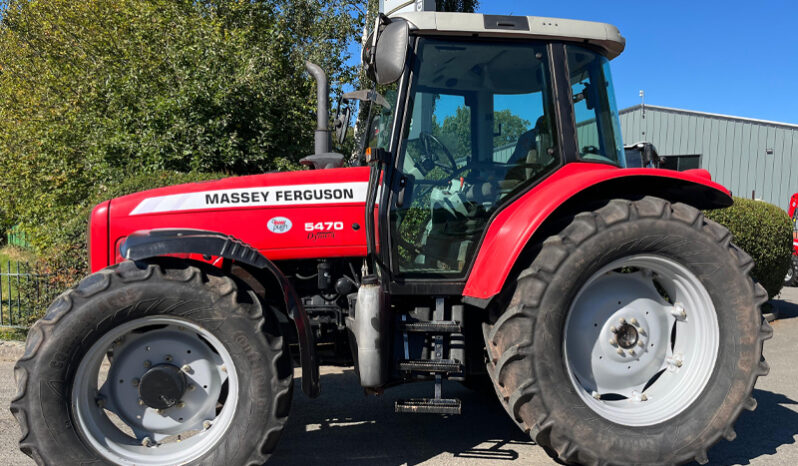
[121,229,320,398]
[463,163,732,303]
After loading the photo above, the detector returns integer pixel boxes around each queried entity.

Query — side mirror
[333,97,352,146]
[364,20,409,85]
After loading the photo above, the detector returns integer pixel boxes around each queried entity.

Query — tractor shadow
[772,298,798,321]
[271,368,798,466]
[696,389,798,466]
[268,367,534,465]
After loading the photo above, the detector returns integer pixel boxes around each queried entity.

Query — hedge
[704,197,792,300]
[18,170,223,324]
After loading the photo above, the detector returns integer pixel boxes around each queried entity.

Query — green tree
[434,106,530,156]
[436,0,479,12]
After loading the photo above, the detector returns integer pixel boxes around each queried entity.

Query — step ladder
[395,298,463,415]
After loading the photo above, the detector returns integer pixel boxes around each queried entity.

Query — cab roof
[391,12,626,60]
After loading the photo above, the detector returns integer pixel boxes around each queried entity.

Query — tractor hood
[92,167,371,271]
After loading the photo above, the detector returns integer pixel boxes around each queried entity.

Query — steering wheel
[419,132,458,172]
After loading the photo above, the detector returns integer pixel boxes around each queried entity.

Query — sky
[475,0,798,124]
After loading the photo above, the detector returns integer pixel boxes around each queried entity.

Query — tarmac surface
[3,288,798,465]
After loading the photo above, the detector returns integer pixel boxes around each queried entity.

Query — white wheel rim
[72,316,239,465]
[564,255,719,426]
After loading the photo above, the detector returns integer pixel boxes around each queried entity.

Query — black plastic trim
[121,229,320,398]
[483,15,529,30]
[550,43,579,164]
[462,295,492,309]
[387,280,464,296]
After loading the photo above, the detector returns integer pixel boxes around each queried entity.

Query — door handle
[397,176,408,207]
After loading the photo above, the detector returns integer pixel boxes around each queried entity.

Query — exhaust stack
[305,61,330,155]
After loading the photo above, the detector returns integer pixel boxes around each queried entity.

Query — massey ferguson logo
[267,217,292,234]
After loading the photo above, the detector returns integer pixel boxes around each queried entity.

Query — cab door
[385,37,559,287]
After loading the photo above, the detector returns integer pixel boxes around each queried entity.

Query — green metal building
[619,105,798,210]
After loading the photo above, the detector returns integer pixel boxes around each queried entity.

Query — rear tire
[484,197,772,465]
[10,260,293,465]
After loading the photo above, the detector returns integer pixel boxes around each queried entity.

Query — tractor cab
[352,12,626,288]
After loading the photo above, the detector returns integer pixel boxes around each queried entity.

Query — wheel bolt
[640,394,648,401]
[619,318,626,325]
[629,350,636,356]
[95,398,105,408]
[666,356,684,369]
[637,340,645,348]
[609,338,617,346]
[221,365,227,373]
[143,360,151,369]
[177,401,186,409]
[671,303,687,319]
[203,420,212,430]
[138,399,145,406]
[132,378,140,387]
[610,326,618,333]
[639,328,646,336]
[188,384,196,391]
[141,437,153,447]
[591,391,601,399]
[630,318,639,326]
[157,409,165,415]
[181,364,192,374]
[616,348,625,356]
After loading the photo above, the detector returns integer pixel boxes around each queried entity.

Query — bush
[704,197,792,300]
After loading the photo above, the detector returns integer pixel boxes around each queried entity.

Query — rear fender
[463,163,732,305]
[121,229,320,398]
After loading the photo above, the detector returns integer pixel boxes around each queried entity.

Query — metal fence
[0,260,48,328]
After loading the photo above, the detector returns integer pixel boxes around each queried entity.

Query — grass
[0,245,36,264]
[0,245,40,329]
[0,326,28,341]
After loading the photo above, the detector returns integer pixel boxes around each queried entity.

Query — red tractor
[11,12,771,466]
[784,193,798,285]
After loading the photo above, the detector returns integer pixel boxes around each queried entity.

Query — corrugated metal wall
[620,105,798,210]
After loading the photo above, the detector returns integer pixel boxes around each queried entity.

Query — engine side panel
[463,163,732,301]
[100,167,370,270]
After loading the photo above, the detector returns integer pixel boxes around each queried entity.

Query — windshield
[567,45,625,166]
[391,37,557,276]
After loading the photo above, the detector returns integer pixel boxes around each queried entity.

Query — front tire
[484,197,772,465]
[11,260,292,465]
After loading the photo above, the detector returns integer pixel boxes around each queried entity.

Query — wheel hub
[616,323,638,349]
[139,364,187,409]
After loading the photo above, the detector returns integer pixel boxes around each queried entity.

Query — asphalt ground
[3,289,798,465]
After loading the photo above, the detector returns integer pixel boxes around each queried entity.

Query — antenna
[639,90,645,117]
[639,90,646,140]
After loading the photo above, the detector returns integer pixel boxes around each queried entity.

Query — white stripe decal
[130,182,369,215]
